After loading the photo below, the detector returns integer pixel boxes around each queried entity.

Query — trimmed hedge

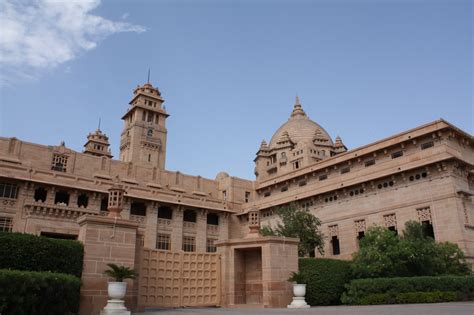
[0,269,81,315]
[341,275,474,305]
[357,291,468,305]
[0,232,84,277]
[299,258,352,305]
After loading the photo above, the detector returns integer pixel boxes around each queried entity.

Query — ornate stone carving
[384,213,397,228]
[354,219,366,233]
[328,224,338,237]
[417,207,432,223]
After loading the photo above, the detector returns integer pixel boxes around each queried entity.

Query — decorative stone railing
[207,224,219,236]
[24,202,98,221]
[130,214,146,226]
[157,218,172,231]
[0,197,16,207]
[183,221,196,233]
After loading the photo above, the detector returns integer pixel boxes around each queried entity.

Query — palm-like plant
[104,263,138,282]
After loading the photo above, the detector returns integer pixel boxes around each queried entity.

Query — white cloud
[0,0,145,84]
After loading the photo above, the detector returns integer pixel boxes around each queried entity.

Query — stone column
[170,206,183,251]
[70,189,79,207]
[144,203,158,249]
[46,186,56,204]
[77,215,139,315]
[121,199,131,220]
[219,213,230,240]
[196,209,207,252]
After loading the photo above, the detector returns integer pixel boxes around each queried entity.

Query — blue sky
[0,0,472,180]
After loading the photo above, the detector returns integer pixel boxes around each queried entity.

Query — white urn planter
[287,283,310,308]
[100,282,130,315]
[108,282,127,300]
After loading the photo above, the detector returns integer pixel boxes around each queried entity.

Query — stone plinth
[77,215,139,315]
[216,236,299,308]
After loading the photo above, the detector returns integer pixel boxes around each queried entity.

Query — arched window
[147,129,153,137]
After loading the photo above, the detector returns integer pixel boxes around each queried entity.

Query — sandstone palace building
[1,82,473,264]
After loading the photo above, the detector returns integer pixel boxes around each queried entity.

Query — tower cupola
[83,127,112,158]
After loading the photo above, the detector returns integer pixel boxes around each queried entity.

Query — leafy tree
[260,203,324,256]
[350,226,403,278]
[351,221,471,279]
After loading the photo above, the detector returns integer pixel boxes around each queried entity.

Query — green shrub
[0,269,81,315]
[351,222,471,279]
[299,258,352,305]
[0,232,84,277]
[342,275,474,305]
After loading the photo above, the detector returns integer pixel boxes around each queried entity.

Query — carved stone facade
[0,82,473,264]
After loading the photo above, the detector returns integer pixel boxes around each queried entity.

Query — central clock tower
[119,82,169,169]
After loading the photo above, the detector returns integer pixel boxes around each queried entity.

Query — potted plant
[287,271,310,308]
[104,263,138,300]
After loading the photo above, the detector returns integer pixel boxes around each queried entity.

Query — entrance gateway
[138,248,220,308]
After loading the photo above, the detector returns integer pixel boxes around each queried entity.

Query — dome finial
[291,95,307,118]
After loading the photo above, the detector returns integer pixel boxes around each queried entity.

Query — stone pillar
[77,215,139,315]
[219,213,230,240]
[196,209,207,252]
[46,186,56,204]
[144,203,158,249]
[171,206,183,251]
[70,189,79,207]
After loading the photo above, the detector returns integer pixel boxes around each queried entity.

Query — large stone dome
[268,97,333,149]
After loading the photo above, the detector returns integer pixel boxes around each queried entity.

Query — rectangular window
[147,112,154,122]
[206,238,217,253]
[223,190,227,201]
[294,161,300,169]
[264,191,271,197]
[245,191,250,203]
[156,234,171,250]
[319,174,328,181]
[421,141,434,150]
[0,217,13,232]
[331,236,340,255]
[364,159,375,167]
[142,110,146,121]
[299,181,307,187]
[391,151,403,159]
[182,236,195,252]
[130,202,146,216]
[0,183,18,199]
[280,186,288,192]
[340,167,350,174]
[51,154,68,172]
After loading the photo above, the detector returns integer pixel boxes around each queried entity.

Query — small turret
[334,136,347,154]
[83,127,112,158]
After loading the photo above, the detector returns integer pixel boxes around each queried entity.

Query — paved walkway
[134,302,474,315]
